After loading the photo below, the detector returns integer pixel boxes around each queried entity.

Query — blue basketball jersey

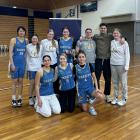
[59,37,73,63]
[75,63,94,90]
[58,63,75,91]
[13,37,26,66]
[39,69,54,96]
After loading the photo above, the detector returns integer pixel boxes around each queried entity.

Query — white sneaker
[105,95,112,103]
[111,98,118,105]
[89,107,97,116]
[29,97,34,106]
[117,99,127,106]
[89,98,96,105]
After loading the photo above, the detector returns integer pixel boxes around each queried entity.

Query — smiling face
[100,25,107,34]
[113,30,121,40]
[43,56,51,67]
[17,28,26,37]
[78,53,86,65]
[85,29,93,39]
[32,35,38,45]
[63,28,70,38]
[47,30,54,40]
[59,54,67,66]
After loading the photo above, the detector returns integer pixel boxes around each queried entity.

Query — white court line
[129,65,140,68]
[100,80,140,91]
[0,84,30,91]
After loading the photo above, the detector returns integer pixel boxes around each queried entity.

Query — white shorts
[35,94,61,117]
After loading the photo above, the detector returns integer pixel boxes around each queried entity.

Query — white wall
[136,0,140,20]
[52,0,137,35]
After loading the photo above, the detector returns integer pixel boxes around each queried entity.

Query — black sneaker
[12,100,17,107]
[17,99,22,107]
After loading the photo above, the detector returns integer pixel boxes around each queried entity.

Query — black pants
[59,88,76,113]
[51,64,59,94]
[95,58,111,95]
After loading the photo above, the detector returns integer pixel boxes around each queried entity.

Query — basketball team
[9,23,130,117]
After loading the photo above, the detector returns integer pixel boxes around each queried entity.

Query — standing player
[75,50,104,116]
[9,26,28,107]
[35,55,61,117]
[58,27,75,63]
[26,35,42,106]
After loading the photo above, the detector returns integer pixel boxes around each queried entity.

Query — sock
[12,95,16,100]
[18,95,22,99]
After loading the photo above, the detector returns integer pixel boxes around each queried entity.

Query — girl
[41,29,58,68]
[75,50,104,116]
[9,26,28,107]
[111,28,130,106]
[26,35,42,106]
[58,27,75,63]
[35,55,61,117]
[57,53,76,113]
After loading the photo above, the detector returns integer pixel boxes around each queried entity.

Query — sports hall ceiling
[0,0,95,10]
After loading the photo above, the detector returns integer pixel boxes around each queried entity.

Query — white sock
[12,95,16,100]
[18,95,22,99]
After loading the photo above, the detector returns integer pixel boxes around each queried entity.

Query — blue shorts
[11,65,25,79]
[78,87,96,104]
[28,71,37,80]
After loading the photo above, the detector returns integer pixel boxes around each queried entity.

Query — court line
[0,84,30,91]
[129,65,140,68]
[100,80,140,91]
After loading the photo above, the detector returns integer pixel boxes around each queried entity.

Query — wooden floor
[0,52,140,140]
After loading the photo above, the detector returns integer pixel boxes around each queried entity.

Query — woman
[75,50,104,116]
[9,26,28,107]
[58,27,75,63]
[111,28,130,106]
[41,29,58,68]
[35,55,61,117]
[57,53,76,113]
[26,35,42,106]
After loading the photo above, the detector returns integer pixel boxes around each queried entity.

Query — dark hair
[43,55,51,61]
[32,34,40,54]
[77,50,86,57]
[62,26,70,32]
[85,28,92,33]
[99,23,107,28]
[60,53,67,59]
[17,26,26,36]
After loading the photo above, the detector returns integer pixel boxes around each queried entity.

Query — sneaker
[17,99,22,107]
[89,98,96,105]
[111,98,118,105]
[29,97,34,106]
[89,106,97,116]
[105,95,112,103]
[117,99,127,106]
[12,100,17,107]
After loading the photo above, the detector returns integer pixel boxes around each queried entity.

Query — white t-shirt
[110,40,130,70]
[41,39,58,65]
[26,43,42,71]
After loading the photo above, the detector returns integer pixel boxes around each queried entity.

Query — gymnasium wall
[0,15,28,45]
[52,0,137,35]
[0,6,52,46]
